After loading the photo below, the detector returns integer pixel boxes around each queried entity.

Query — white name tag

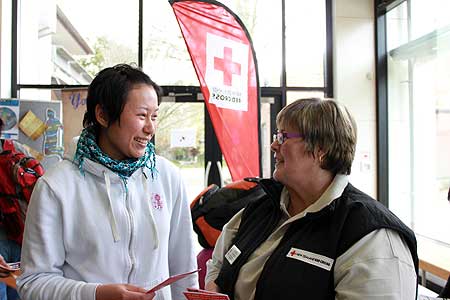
[225,245,241,265]
[286,247,334,271]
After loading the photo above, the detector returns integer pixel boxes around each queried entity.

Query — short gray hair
[276,98,357,175]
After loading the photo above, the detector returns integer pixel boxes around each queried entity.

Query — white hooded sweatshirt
[17,142,198,300]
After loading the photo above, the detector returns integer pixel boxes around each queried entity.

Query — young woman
[17,64,198,300]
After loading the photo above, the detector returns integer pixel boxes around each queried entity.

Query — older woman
[205,98,418,299]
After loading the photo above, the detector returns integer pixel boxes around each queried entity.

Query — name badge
[286,247,334,271]
[225,245,241,265]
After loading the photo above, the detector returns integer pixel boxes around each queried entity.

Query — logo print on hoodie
[152,193,163,210]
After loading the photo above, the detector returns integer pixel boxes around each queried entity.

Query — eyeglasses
[273,131,303,145]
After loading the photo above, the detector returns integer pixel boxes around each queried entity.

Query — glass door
[155,102,205,202]
[386,0,450,246]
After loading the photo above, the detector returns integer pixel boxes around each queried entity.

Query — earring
[319,155,324,164]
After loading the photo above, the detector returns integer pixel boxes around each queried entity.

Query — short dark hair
[83,63,162,134]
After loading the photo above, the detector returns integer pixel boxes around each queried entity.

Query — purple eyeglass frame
[273,131,303,145]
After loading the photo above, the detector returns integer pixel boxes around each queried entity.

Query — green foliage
[234,0,258,35]
[77,36,138,76]
[77,37,108,76]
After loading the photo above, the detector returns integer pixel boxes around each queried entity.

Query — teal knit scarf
[74,127,157,183]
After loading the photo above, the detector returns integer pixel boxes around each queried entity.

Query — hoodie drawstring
[104,171,121,242]
[143,170,159,249]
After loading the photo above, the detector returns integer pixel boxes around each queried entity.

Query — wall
[0,0,12,98]
[334,0,377,198]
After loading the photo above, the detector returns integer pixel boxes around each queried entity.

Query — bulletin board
[58,88,88,153]
[18,99,63,155]
[0,99,20,139]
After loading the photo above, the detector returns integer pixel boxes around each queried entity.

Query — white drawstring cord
[104,171,121,242]
[143,170,159,249]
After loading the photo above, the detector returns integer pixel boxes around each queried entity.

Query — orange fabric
[225,180,257,190]
[190,184,216,209]
[195,216,221,247]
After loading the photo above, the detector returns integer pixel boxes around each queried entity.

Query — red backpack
[0,140,44,244]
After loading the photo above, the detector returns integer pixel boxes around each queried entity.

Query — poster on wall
[18,99,63,157]
[0,99,20,140]
[19,110,47,141]
[59,89,88,153]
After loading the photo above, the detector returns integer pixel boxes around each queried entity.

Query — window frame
[8,0,333,185]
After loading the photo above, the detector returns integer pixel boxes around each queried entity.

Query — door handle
[204,161,212,188]
[204,161,224,188]
[216,161,224,187]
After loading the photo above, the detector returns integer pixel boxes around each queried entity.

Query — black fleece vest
[215,179,418,300]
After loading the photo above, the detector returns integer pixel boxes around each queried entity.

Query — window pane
[285,0,326,87]
[142,1,198,86]
[143,0,282,87]
[410,0,450,40]
[260,99,272,178]
[386,2,408,51]
[154,102,205,201]
[387,1,450,245]
[18,0,139,85]
[222,1,282,87]
[1,0,13,98]
[286,91,325,105]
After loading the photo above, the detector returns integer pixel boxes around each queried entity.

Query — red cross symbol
[214,47,241,86]
[290,249,297,256]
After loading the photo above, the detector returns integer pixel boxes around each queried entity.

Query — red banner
[170,0,261,181]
